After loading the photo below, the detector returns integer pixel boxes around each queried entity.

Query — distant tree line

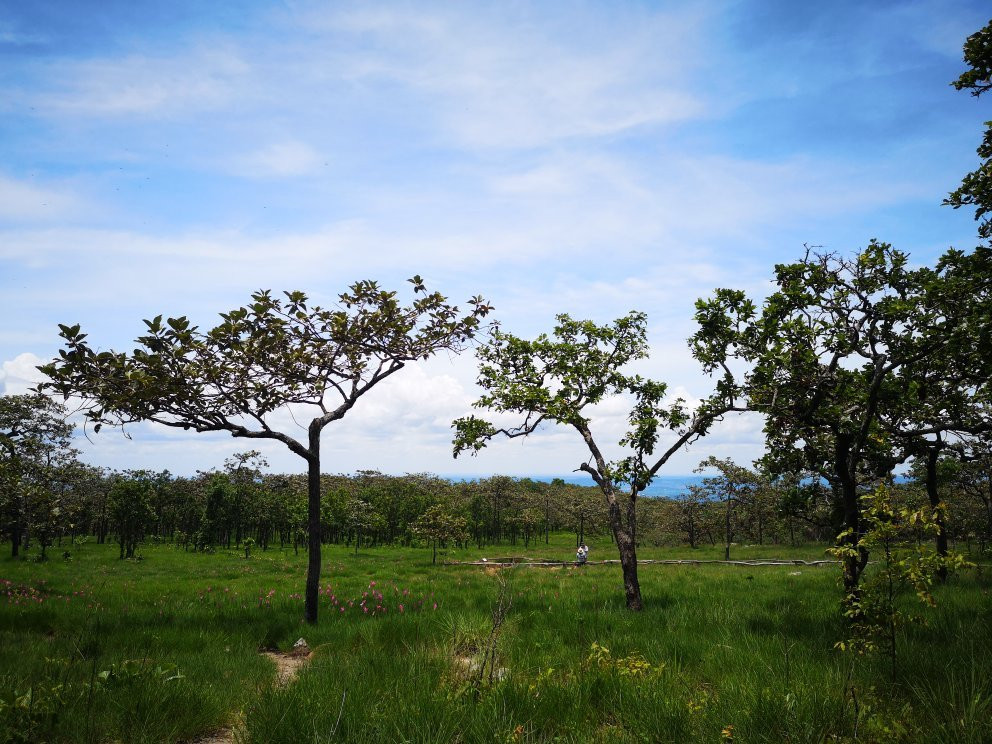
[3,397,991,564]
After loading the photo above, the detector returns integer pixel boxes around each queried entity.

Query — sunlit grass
[0,536,988,742]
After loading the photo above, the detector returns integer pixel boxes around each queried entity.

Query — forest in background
[4,424,990,566]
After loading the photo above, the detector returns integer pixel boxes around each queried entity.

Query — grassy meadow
[1,536,989,743]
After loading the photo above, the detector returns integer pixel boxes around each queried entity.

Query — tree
[945,19,992,238]
[543,477,566,544]
[39,280,491,623]
[480,475,515,544]
[519,507,542,547]
[453,312,744,610]
[411,503,468,563]
[108,473,156,559]
[694,242,949,597]
[567,485,600,548]
[772,471,834,546]
[0,394,73,557]
[881,246,992,579]
[942,433,992,552]
[344,497,383,554]
[674,485,707,549]
[199,473,233,549]
[224,450,268,548]
[830,484,959,684]
[694,456,758,560]
[58,462,106,546]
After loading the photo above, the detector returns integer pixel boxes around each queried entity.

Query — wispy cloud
[231,140,324,178]
[0,173,88,222]
[27,46,251,118]
[323,2,711,148]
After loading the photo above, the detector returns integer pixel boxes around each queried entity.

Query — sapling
[831,484,971,683]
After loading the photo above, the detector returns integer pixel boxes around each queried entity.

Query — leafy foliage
[692,242,982,595]
[946,18,992,237]
[39,280,491,623]
[0,394,76,559]
[831,484,971,682]
[108,475,156,559]
[40,282,491,455]
[411,504,468,563]
[453,311,746,609]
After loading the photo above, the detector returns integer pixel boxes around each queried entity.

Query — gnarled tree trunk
[604,488,642,611]
[925,448,949,582]
[304,425,322,625]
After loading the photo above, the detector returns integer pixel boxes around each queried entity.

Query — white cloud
[231,141,323,179]
[0,174,86,222]
[324,3,710,148]
[31,46,251,118]
[6,2,708,153]
[0,352,46,395]
[0,28,46,45]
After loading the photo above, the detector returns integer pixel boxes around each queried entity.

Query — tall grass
[0,536,988,742]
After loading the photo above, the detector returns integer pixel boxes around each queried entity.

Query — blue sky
[1,0,989,477]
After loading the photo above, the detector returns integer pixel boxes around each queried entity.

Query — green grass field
[1,536,989,743]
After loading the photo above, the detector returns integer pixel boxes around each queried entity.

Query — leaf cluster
[830,485,970,661]
[39,281,492,455]
[694,242,955,482]
[453,312,737,493]
[945,18,992,237]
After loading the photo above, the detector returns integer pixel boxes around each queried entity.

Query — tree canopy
[693,241,992,594]
[40,279,491,623]
[0,394,74,558]
[945,18,992,238]
[453,311,745,610]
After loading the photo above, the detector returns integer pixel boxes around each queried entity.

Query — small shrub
[0,683,67,744]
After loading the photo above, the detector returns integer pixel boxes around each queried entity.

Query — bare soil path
[189,641,312,744]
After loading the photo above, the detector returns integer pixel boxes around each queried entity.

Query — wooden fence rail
[443,559,836,567]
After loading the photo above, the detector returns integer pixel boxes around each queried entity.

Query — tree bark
[304,426,322,625]
[835,435,867,598]
[925,448,949,582]
[983,487,992,548]
[617,529,642,611]
[604,490,642,610]
[724,497,732,561]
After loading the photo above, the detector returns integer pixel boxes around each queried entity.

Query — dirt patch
[452,653,480,679]
[190,729,235,744]
[262,649,311,686]
[188,643,311,743]
[258,637,313,686]
[450,653,508,685]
